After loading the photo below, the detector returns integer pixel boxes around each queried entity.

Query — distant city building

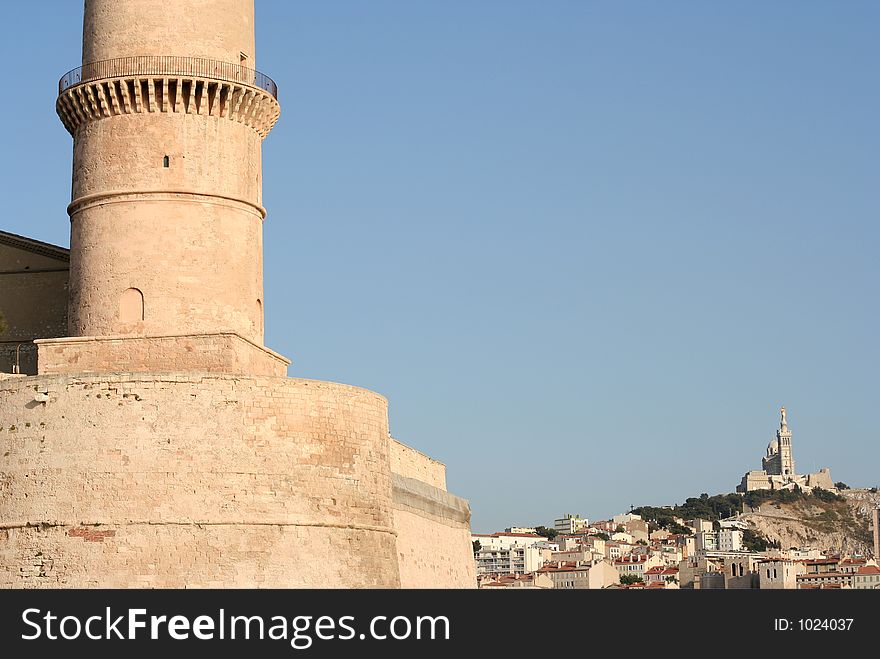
[838,557,869,574]
[678,555,724,589]
[723,555,762,589]
[505,527,538,535]
[737,407,835,493]
[689,519,713,533]
[717,529,744,552]
[613,553,663,578]
[758,559,805,589]
[472,533,548,576]
[695,530,719,552]
[852,565,880,589]
[795,556,852,588]
[604,541,634,561]
[537,560,620,590]
[644,566,679,585]
[623,518,649,544]
[803,557,841,574]
[777,547,825,560]
[612,513,642,527]
[554,514,589,535]
[796,572,850,589]
[477,573,546,589]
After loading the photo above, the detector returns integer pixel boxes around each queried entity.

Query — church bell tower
[777,406,795,476]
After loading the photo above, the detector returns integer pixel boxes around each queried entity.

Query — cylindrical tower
[56,0,280,345]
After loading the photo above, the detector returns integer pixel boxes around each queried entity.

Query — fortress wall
[392,475,476,589]
[390,439,446,491]
[36,334,289,377]
[2,525,392,589]
[0,373,400,588]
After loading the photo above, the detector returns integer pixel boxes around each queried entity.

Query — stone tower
[0,0,476,588]
[57,0,279,351]
[776,407,795,476]
[873,508,880,562]
[762,406,795,477]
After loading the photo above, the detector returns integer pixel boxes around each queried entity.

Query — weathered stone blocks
[0,373,400,588]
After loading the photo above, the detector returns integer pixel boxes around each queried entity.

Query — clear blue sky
[2,2,877,533]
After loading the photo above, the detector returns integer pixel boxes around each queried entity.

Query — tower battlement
[57,56,280,138]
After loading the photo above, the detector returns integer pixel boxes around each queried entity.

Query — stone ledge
[35,333,290,377]
[391,474,471,528]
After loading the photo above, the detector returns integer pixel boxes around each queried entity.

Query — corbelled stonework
[56,59,280,139]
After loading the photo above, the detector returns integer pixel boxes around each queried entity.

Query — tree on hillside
[668,522,693,536]
[593,532,610,541]
[742,529,780,552]
[835,482,849,490]
[619,574,643,585]
[812,488,844,503]
[534,526,558,540]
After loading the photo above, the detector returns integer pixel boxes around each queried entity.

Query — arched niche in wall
[119,287,145,323]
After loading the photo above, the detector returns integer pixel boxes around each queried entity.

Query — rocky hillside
[739,489,880,555]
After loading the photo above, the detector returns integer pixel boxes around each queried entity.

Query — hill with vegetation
[632,487,880,555]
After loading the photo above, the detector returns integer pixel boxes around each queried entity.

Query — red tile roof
[797,571,848,579]
[473,532,546,539]
[645,566,679,576]
[538,561,587,573]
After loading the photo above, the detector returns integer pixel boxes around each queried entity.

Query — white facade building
[695,530,719,552]
[718,529,744,552]
[472,533,548,576]
[554,514,589,535]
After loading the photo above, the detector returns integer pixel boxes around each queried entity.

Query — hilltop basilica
[737,407,835,493]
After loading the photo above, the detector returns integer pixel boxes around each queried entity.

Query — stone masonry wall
[36,334,289,377]
[394,509,476,588]
[390,439,446,491]
[392,475,476,589]
[0,243,69,376]
[84,0,256,66]
[0,373,400,588]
